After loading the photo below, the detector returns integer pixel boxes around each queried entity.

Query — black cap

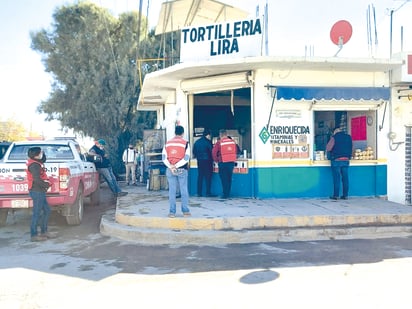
[28,147,41,159]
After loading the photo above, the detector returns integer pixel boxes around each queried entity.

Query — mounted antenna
[330,20,353,56]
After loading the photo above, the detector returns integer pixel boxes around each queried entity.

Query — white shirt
[122,148,136,164]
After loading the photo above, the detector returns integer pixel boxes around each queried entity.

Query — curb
[115,211,412,230]
[100,213,412,245]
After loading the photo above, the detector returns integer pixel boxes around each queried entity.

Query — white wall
[253,68,390,165]
[386,88,410,204]
[172,65,406,201]
[162,89,191,141]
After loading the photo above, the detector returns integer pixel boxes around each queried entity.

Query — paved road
[1,185,412,308]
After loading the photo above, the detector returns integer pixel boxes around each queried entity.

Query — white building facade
[138,17,412,204]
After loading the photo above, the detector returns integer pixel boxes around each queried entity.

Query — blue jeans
[29,190,51,237]
[331,160,349,197]
[166,168,190,214]
[98,167,122,194]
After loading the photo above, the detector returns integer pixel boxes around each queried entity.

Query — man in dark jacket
[89,139,127,198]
[26,147,52,242]
[326,127,353,200]
[193,128,214,197]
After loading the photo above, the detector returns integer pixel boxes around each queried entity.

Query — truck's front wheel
[65,187,84,225]
[0,209,8,227]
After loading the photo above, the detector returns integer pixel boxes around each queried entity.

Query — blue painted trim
[275,86,390,101]
[189,165,387,199]
[189,170,253,197]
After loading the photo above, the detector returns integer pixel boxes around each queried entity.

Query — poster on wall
[272,142,310,159]
[351,116,366,141]
[268,124,310,159]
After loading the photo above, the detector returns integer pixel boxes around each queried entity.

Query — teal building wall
[189,164,387,198]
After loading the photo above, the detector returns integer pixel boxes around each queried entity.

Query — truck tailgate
[0,163,61,208]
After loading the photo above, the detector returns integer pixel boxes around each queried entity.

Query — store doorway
[192,88,252,154]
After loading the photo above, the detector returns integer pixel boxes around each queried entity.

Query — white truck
[0,139,100,226]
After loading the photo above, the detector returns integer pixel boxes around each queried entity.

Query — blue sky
[0,0,410,138]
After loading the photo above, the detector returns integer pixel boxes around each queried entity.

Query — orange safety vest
[165,136,187,165]
[26,158,49,190]
[220,137,237,162]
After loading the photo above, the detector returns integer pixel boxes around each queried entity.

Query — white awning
[180,71,251,94]
[155,0,249,35]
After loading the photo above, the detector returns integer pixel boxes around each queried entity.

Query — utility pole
[389,0,411,58]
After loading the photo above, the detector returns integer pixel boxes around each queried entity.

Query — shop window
[314,111,377,160]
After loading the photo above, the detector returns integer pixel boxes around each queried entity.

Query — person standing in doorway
[26,147,53,242]
[89,139,128,198]
[122,143,137,186]
[212,129,238,199]
[162,125,191,218]
[326,127,353,200]
[193,128,214,197]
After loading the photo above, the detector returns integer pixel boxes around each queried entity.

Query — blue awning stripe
[275,86,390,101]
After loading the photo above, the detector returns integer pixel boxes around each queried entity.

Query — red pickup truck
[0,139,100,226]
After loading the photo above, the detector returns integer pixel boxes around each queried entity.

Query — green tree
[30,2,176,173]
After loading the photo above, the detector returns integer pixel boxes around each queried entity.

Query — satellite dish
[330,20,352,56]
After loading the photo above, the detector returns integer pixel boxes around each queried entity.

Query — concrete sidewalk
[100,185,412,245]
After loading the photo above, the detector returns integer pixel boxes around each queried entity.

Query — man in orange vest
[162,125,191,218]
[212,129,239,199]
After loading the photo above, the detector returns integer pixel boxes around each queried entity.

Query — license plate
[11,200,29,208]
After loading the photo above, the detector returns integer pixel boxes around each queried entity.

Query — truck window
[8,145,74,160]
[8,145,27,160]
[0,142,11,160]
